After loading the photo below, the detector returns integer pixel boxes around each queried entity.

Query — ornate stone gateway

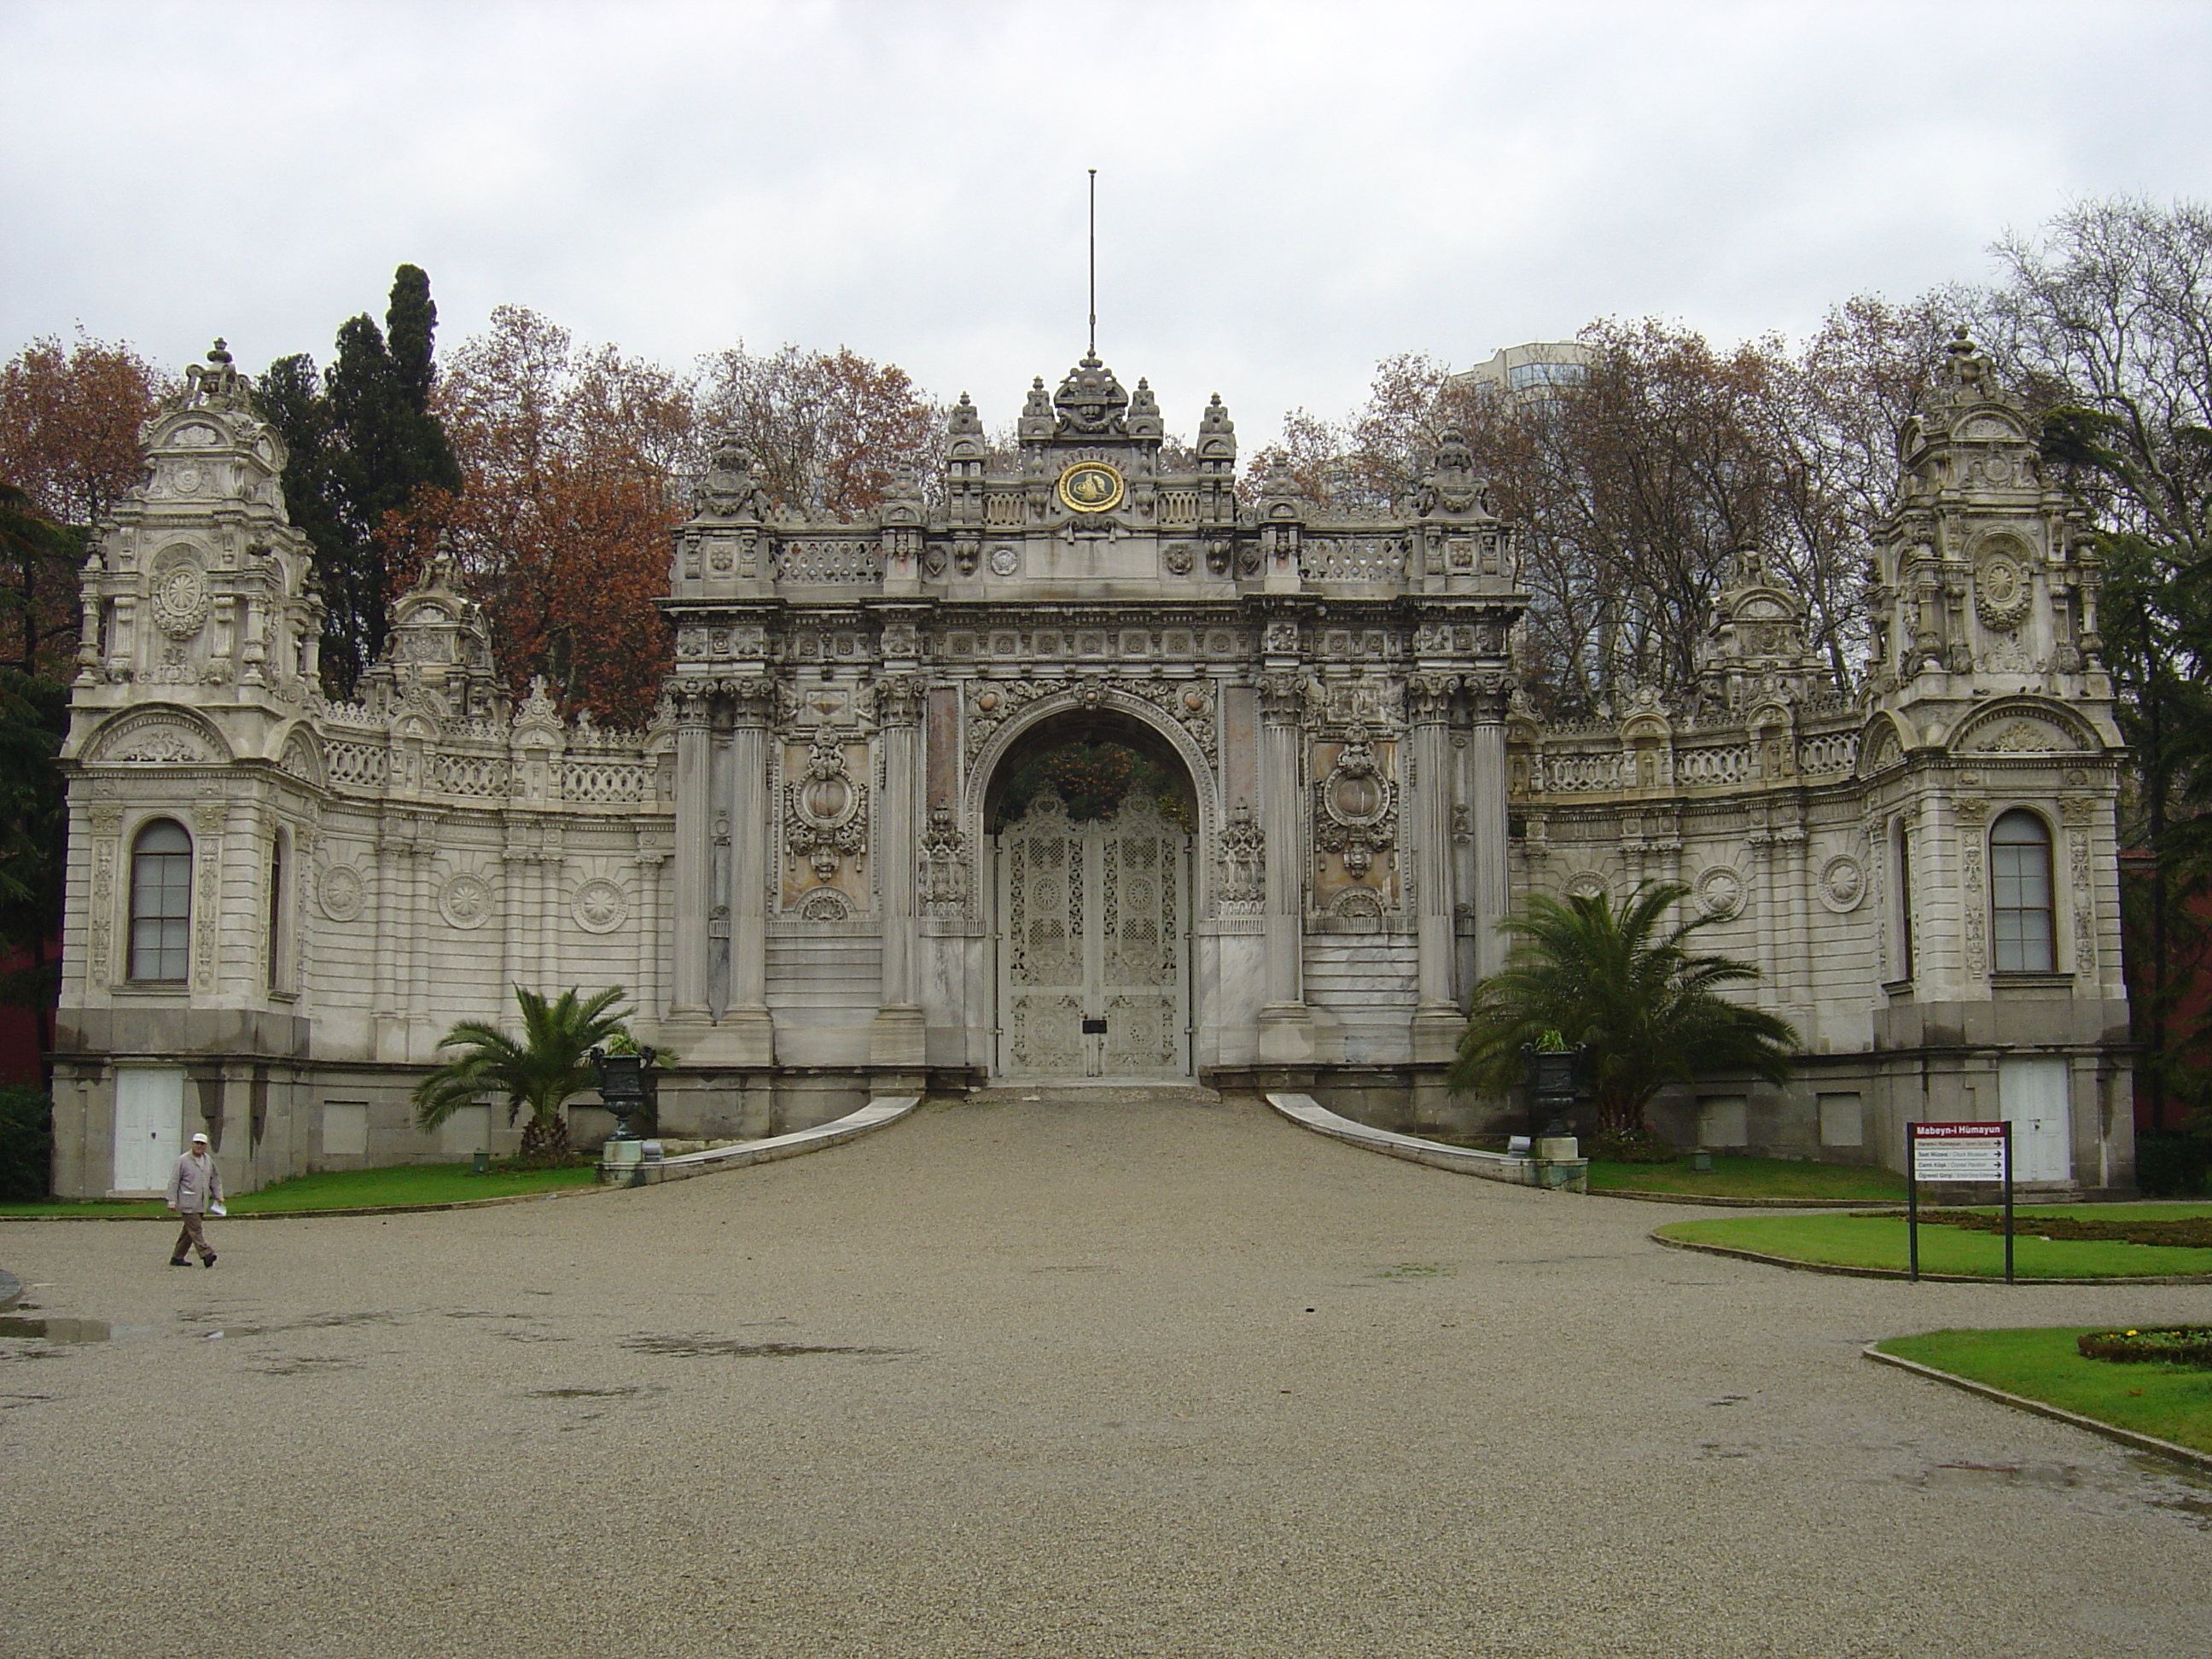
[997,789,1190,1079]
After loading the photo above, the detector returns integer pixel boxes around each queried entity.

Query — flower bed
[1921,1209,2212,1249]
[2076,1326,2212,1366]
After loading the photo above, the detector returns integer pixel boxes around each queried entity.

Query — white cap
[189,1132,209,1144]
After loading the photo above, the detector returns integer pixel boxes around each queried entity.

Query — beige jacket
[166,1150,223,1212]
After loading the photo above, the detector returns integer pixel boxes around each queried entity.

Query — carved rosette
[1313,730,1396,881]
[784,738,867,885]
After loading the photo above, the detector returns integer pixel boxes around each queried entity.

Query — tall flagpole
[1087,167,1097,358]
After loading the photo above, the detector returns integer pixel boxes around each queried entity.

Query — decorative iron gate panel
[998,789,1190,1077]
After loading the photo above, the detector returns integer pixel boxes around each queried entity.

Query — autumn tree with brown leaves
[393,306,696,727]
[0,332,167,675]
[696,343,941,515]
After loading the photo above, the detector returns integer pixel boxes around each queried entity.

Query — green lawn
[1658,1208,2212,1279]
[1876,1326,2212,1455]
[0,1161,598,1219]
[1587,1153,1909,1202]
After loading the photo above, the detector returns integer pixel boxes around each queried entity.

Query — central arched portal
[987,712,1196,1080]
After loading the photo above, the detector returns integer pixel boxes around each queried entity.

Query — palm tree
[412,985,633,1159]
[1449,882,1799,1137]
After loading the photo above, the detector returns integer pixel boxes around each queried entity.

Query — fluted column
[725,675,776,1062]
[1256,667,1313,1060]
[1466,679,1511,982]
[870,671,927,1068]
[1408,672,1461,1017]
[669,690,712,1018]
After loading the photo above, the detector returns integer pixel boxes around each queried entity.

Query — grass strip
[0,1161,598,1219]
[1873,1326,2212,1456]
[1656,1212,2212,1279]
[1586,1153,1907,1202]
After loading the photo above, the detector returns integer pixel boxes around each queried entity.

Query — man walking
[166,1131,222,1268]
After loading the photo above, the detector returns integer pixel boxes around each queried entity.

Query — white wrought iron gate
[996,789,1190,1078]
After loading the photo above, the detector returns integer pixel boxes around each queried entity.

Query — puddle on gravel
[253,1355,366,1377]
[0,1316,108,1343]
[1919,1461,2081,1489]
[621,1334,914,1359]
[528,1385,661,1399]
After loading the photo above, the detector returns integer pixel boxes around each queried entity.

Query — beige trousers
[171,1211,212,1261]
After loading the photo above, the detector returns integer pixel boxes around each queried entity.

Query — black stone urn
[1522,1044,1582,1140]
[591,1045,657,1142]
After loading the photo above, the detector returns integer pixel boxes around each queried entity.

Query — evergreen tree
[263,264,462,696]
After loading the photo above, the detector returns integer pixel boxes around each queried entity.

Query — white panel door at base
[998,789,1190,1079]
[1998,1056,2072,1183]
[113,1066,185,1194]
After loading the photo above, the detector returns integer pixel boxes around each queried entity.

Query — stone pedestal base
[1535,1135,1580,1161]
[662,1007,774,1067]
[869,1004,927,1068]
[1257,1004,1316,1064]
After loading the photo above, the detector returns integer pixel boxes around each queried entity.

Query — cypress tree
[263,265,462,696]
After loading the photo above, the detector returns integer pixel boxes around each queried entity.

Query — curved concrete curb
[606,1095,922,1186]
[1264,1093,1586,1191]
[1653,1230,2212,1285]
[1862,1343,2212,1473]
[1591,1188,1905,1210]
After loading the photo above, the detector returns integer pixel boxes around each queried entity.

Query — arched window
[1990,810,2055,973]
[266,831,286,992]
[128,819,193,983]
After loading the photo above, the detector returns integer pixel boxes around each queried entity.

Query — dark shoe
[201,1254,217,1268]
[169,1257,190,1266]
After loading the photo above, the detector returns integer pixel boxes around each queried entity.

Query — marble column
[722,676,776,1062]
[870,672,927,1068]
[1256,668,1313,1061]
[668,691,711,1018]
[1466,688,1511,982]
[1408,674,1464,1074]
[1408,674,1460,1014]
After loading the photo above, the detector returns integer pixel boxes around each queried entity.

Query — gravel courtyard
[3,1089,2209,1657]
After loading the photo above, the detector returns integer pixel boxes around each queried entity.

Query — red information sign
[1911,1122,2009,1183]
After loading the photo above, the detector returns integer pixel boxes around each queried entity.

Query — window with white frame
[1990,809,2056,973]
[128,819,192,982]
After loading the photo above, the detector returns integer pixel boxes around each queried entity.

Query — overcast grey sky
[3,0,2208,445]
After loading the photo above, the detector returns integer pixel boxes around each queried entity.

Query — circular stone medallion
[1819,855,1866,913]
[988,545,1020,577]
[438,873,492,930]
[572,876,629,934]
[1696,864,1745,920]
[317,864,364,923]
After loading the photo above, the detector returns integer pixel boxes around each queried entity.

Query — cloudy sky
[4,0,2208,445]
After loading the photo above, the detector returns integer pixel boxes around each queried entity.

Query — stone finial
[1127,376,1163,440]
[1052,355,1130,437]
[1196,393,1237,462]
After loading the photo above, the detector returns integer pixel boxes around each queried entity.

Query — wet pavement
[3,1089,2208,1656]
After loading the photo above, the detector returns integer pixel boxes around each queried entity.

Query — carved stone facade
[47,336,2135,1196]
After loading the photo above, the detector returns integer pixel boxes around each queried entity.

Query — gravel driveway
[3,1089,2207,1657]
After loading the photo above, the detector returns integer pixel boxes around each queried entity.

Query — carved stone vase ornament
[1314,729,1395,879]
[784,737,867,883]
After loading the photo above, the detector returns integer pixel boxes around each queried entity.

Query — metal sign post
[1907,1121,2015,1284]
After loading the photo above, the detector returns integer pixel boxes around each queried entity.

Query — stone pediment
[79,707,232,766]
[1952,699,2098,756]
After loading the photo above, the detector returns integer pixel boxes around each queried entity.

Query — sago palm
[412,985,634,1158]
[1449,882,1798,1134]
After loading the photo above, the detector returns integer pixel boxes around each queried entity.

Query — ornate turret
[67,340,321,723]
[1696,544,1837,713]
[1871,329,2104,705]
